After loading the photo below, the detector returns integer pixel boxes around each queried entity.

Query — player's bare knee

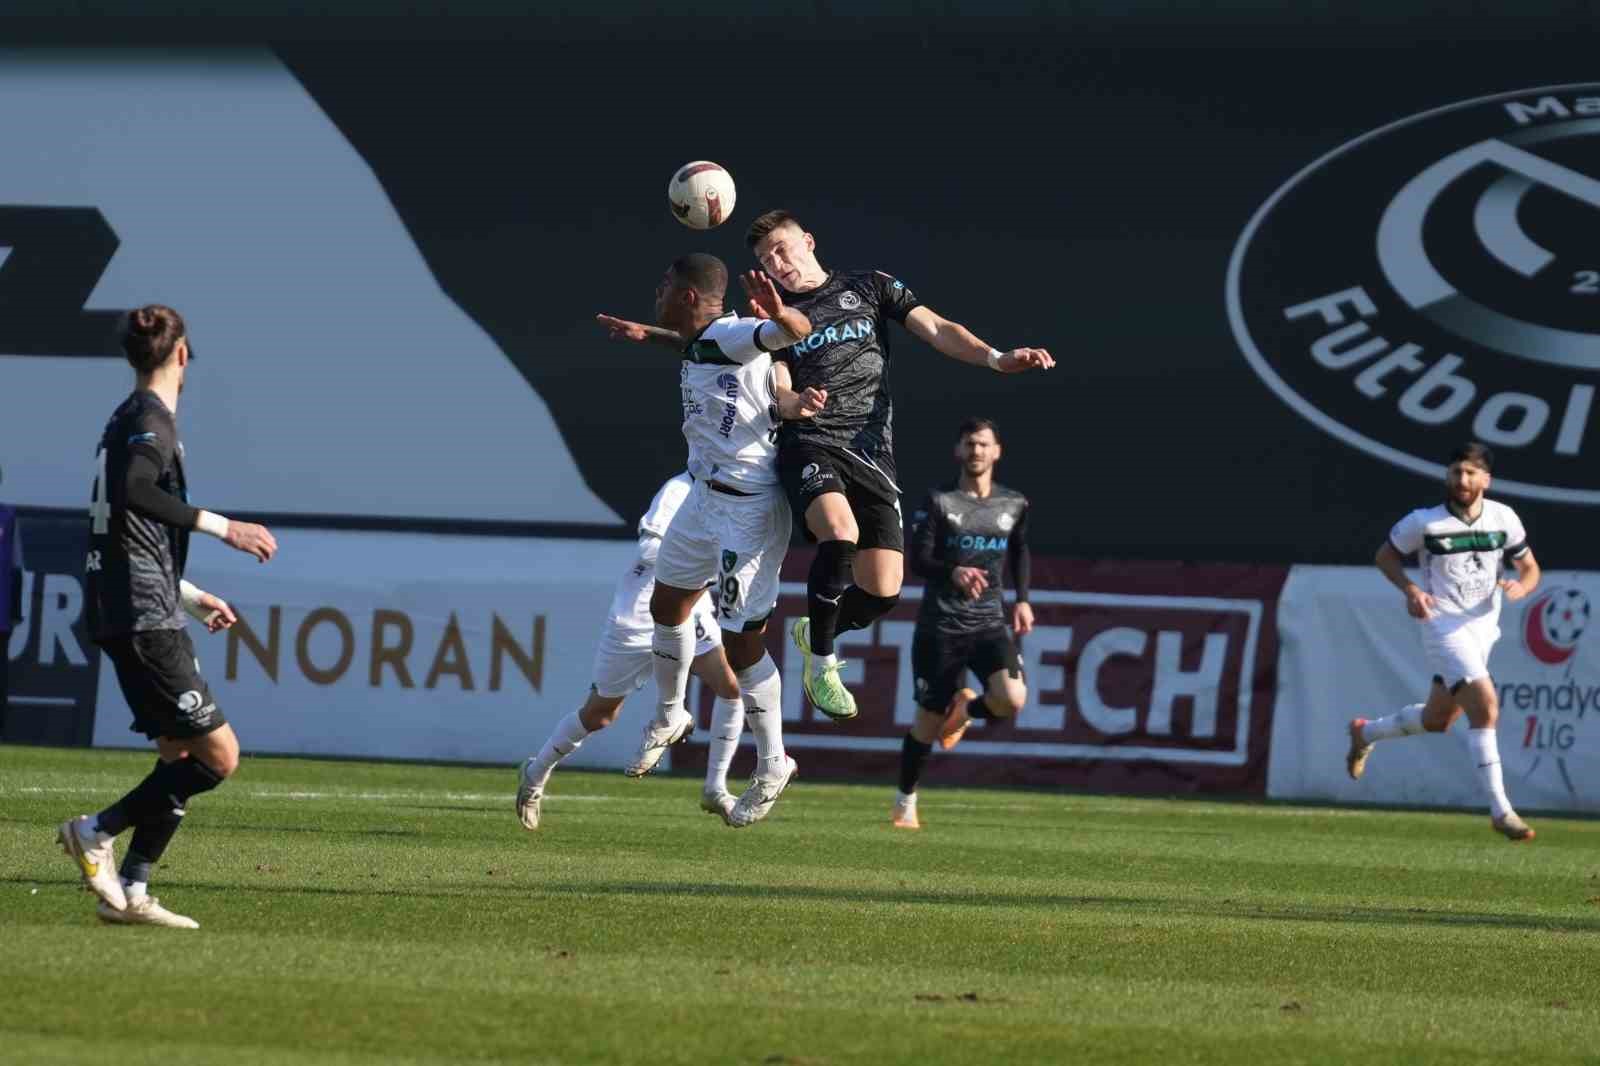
[910,712,942,745]
[580,693,625,731]
[990,683,1026,718]
[649,583,697,625]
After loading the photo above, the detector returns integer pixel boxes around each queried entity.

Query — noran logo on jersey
[1229,85,1600,504]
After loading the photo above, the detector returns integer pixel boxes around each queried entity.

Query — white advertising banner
[92,529,642,767]
[1270,565,1600,812]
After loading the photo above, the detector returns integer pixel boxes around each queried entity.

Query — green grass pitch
[2,744,1598,1065]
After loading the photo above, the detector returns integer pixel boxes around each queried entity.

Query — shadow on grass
[7,874,1596,935]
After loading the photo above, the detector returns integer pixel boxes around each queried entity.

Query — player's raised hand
[1012,602,1035,636]
[1499,578,1530,602]
[740,270,783,320]
[225,521,277,563]
[595,313,652,342]
[193,591,238,633]
[998,347,1056,373]
[1404,584,1436,620]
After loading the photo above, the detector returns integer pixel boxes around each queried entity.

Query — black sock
[807,540,856,656]
[121,804,186,886]
[95,756,225,838]
[967,695,999,720]
[899,734,932,795]
[837,587,900,634]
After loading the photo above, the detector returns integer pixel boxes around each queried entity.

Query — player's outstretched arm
[595,313,686,350]
[904,307,1055,373]
[124,446,275,561]
[740,271,811,345]
[771,361,827,420]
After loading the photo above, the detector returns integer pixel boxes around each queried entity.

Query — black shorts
[100,628,226,741]
[777,441,904,552]
[911,623,1023,712]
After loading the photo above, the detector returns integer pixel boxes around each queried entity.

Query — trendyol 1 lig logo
[1229,85,1600,504]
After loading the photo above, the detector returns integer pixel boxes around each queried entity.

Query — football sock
[650,621,695,720]
[121,803,186,889]
[899,735,932,795]
[738,653,787,775]
[807,540,856,657]
[527,711,590,790]
[967,695,1000,720]
[706,695,745,794]
[837,587,899,634]
[1468,727,1513,820]
[94,756,223,838]
[1360,703,1425,743]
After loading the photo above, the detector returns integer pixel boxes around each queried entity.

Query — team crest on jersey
[997,513,1015,532]
[838,290,861,310]
[721,550,738,573]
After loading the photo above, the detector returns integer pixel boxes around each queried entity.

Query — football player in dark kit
[58,304,277,928]
[746,210,1053,722]
[893,418,1032,829]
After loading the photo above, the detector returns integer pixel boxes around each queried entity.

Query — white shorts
[655,479,791,632]
[591,601,720,699]
[1422,620,1498,688]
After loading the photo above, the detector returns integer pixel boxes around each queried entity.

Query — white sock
[122,878,148,900]
[815,652,838,671]
[1361,704,1425,743]
[527,711,591,790]
[1468,727,1513,820]
[896,790,916,807]
[705,695,745,795]
[651,621,695,722]
[738,652,787,775]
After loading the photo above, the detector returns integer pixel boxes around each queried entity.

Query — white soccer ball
[668,161,736,230]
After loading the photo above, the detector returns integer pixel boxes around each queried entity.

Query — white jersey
[1388,499,1530,627]
[678,313,784,490]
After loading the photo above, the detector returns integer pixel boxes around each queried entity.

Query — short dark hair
[957,417,1000,443]
[746,209,803,249]
[669,253,728,298]
[1448,441,1494,472]
[121,304,187,374]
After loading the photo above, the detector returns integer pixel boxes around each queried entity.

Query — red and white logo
[1522,587,1591,665]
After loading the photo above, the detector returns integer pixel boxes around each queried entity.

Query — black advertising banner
[4,513,99,746]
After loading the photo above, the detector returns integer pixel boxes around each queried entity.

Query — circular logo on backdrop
[1524,586,1591,664]
[1228,84,1600,504]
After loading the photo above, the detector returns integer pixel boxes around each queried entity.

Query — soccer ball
[668,161,736,230]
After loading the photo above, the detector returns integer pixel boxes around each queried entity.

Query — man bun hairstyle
[1448,441,1494,473]
[121,304,187,373]
[746,209,803,249]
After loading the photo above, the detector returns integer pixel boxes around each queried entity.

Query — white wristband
[986,348,1004,371]
[195,510,230,539]
[179,579,210,621]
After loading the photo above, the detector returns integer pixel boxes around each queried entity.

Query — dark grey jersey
[773,269,921,466]
[910,482,1031,634]
[86,390,191,641]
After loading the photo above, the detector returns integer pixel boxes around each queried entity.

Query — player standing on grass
[59,305,277,928]
[594,254,825,827]
[515,474,750,828]
[892,418,1032,830]
[746,210,1054,722]
[1346,442,1540,842]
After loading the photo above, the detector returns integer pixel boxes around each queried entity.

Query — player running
[595,254,823,827]
[515,474,751,827]
[893,418,1032,830]
[745,209,1054,722]
[60,305,278,928]
[1346,442,1541,842]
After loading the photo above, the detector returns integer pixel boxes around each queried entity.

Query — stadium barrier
[1267,567,1600,813]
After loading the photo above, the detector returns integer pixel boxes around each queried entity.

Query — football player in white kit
[596,253,824,827]
[514,474,745,829]
[1347,443,1542,841]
